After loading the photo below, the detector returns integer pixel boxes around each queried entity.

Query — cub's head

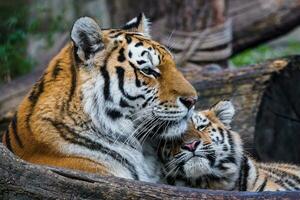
[160,101,243,187]
[71,14,197,139]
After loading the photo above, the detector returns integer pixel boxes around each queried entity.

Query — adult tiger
[2,14,197,182]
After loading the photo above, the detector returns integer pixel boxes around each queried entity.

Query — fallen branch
[1,143,300,199]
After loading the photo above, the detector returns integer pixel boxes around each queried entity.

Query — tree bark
[1,143,300,199]
[159,0,231,67]
[150,0,300,56]
[229,0,300,54]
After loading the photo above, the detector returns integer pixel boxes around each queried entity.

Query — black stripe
[158,54,161,64]
[106,109,123,120]
[73,45,81,63]
[77,32,93,59]
[141,50,148,56]
[99,45,118,102]
[128,50,132,58]
[286,179,300,190]
[137,60,146,65]
[128,62,141,87]
[115,66,145,100]
[207,150,216,166]
[11,113,23,148]
[225,155,236,165]
[110,32,123,38]
[125,35,132,44]
[239,156,250,191]
[28,76,45,104]
[218,127,225,143]
[120,98,134,108]
[124,33,146,38]
[26,75,45,133]
[45,118,139,180]
[117,48,126,62]
[260,165,300,187]
[66,64,77,109]
[256,177,268,192]
[142,95,155,108]
[52,65,62,79]
[135,42,143,47]
[100,65,112,101]
[4,130,13,152]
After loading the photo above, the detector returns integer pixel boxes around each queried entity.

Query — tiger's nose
[179,97,197,109]
[182,141,200,152]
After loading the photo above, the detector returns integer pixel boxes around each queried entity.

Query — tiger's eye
[141,68,151,75]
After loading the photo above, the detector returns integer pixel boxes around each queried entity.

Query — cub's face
[71,14,197,139]
[160,101,242,180]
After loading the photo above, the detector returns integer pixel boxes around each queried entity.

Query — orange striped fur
[160,101,300,191]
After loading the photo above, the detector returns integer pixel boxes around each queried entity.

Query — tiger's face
[160,101,243,187]
[71,14,197,140]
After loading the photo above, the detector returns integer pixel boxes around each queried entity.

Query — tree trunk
[159,0,231,67]
[1,143,300,199]
[148,0,300,57]
[229,0,300,54]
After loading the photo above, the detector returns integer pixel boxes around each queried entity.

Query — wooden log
[1,142,300,199]
[149,0,300,56]
[229,0,300,54]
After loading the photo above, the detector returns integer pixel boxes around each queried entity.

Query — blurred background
[1,0,300,164]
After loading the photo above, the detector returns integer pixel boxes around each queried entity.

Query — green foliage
[0,2,68,84]
[0,3,34,83]
[230,40,300,67]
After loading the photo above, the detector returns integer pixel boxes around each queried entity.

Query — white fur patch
[212,100,235,127]
[184,157,212,178]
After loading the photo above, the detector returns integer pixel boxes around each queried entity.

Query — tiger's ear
[211,100,235,128]
[71,17,104,61]
[122,13,151,38]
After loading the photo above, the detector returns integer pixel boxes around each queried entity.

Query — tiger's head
[71,14,197,140]
[159,101,243,189]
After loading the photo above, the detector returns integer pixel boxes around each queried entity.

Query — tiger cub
[159,100,300,191]
[2,14,197,182]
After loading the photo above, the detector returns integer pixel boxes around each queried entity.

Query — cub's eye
[140,67,160,78]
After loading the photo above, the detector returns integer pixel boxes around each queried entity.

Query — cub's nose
[182,140,200,152]
[179,97,197,109]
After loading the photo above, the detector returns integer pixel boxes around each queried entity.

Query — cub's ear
[122,13,151,37]
[211,100,235,128]
[71,17,104,61]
